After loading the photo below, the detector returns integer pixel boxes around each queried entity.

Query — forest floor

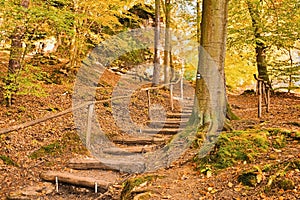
[0,67,300,199]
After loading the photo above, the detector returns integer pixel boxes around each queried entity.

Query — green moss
[226,103,240,120]
[238,171,258,187]
[120,175,160,200]
[196,130,270,170]
[275,178,295,190]
[29,142,62,159]
[0,155,19,167]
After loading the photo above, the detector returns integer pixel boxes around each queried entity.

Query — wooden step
[148,120,188,128]
[102,145,155,155]
[67,157,145,173]
[148,118,188,124]
[112,136,165,145]
[140,128,183,135]
[40,171,112,192]
[148,123,180,129]
[167,113,191,118]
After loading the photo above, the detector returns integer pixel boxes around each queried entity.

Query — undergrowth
[120,175,161,200]
[29,131,88,159]
[195,128,298,171]
[29,141,63,159]
[0,155,19,167]
[195,130,270,170]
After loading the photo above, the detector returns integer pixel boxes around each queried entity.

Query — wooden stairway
[36,103,194,196]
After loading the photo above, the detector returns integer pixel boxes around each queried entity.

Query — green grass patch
[29,131,88,159]
[0,155,19,167]
[29,142,63,159]
[196,130,270,170]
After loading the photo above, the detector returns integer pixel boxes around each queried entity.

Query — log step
[40,171,112,192]
[102,145,155,155]
[147,120,188,128]
[167,113,191,118]
[148,123,181,129]
[140,128,183,135]
[112,136,165,145]
[148,119,188,124]
[147,121,188,128]
[67,157,145,173]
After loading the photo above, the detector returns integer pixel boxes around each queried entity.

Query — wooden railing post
[170,84,174,111]
[254,74,271,118]
[258,80,262,118]
[147,90,151,119]
[86,102,94,148]
[266,85,270,113]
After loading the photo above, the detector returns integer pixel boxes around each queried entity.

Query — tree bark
[8,0,30,73]
[163,0,171,86]
[246,1,270,83]
[40,171,110,191]
[153,0,161,86]
[193,0,229,127]
[6,0,30,106]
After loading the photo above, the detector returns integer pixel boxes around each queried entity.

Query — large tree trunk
[152,0,161,86]
[193,0,228,127]
[246,1,269,83]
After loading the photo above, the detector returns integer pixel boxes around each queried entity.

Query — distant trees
[227,0,300,88]
[0,0,128,105]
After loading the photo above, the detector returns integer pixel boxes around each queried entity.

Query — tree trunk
[6,0,30,106]
[196,0,201,44]
[153,0,161,86]
[193,0,228,127]
[246,1,269,83]
[163,0,171,86]
[8,0,30,73]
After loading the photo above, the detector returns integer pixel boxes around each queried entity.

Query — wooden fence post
[170,84,174,111]
[86,103,94,148]
[258,80,262,118]
[147,90,151,119]
[266,85,270,113]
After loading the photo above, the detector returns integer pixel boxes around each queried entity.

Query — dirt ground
[0,69,300,199]
[129,92,300,200]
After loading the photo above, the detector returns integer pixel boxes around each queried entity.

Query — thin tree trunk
[256,40,268,82]
[163,0,171,86]
[6,0,30,106]
[247,1,269,83]
[153,0,161,86]
[196,0,201,44]
[8,0,30,73]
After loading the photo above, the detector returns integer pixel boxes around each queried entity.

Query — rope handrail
[0,75,184,135]
[141,76,182,91]
[0,95,130,135]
